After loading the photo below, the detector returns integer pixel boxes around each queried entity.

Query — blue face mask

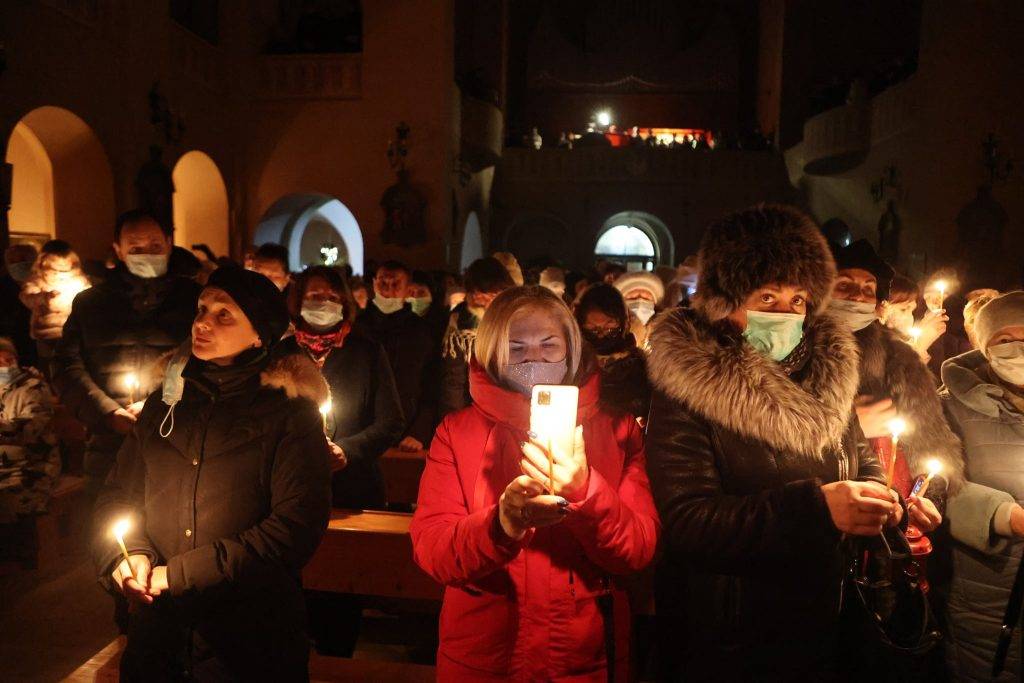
[743,311,806,361]
[0,367,18,386]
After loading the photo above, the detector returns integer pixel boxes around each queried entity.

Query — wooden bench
[303,509,442,601]
[64,638,436,682]
[34,474,86,570]
[381,447,427,507]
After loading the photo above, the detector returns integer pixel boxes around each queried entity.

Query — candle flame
[125,373,139,390]
[319,400,332,416]
[909,327,921,341]
[888,418,907,438]
[934,279,948,295]
[112,518,131,540]
[926,458,943,477]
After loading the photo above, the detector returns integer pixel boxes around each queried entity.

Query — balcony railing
[258,54,362,101]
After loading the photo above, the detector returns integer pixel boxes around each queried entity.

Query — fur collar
[152,348,329,406]
[647,308,860,459]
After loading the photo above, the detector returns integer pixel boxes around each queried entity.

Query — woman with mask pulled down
[574,283,651,421]
[92,267,331,681]
[829,240,957,520]
[645,205,903,680]
[939,291,1024,680]
[411,286,659,682]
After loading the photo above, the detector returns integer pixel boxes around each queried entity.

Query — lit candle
[909,327,922,346]
[886,417,907,489]
[319,400,332,434]
[917,458,943,498]
[112,518,134,581]
[933,279,948,310]
[125,373,139,407]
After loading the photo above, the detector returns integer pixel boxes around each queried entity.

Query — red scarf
[294,322,352,366]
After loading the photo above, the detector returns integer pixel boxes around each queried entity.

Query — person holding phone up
[410,285,660,682]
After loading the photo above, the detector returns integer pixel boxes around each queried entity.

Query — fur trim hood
[647,308,859,459]
[856,322,964,493]
[694,204,836,322]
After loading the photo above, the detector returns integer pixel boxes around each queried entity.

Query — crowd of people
[1,203,1023,680]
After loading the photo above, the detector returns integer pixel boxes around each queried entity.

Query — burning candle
[917,459,943,498]
[125,372,139,407]
[909,326,922,346]
[112,518,134,581]
[935,280,948,308]
[319,400,332,434]
[886,417,907,488]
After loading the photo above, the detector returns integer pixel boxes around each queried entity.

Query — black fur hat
[694,204,836,321]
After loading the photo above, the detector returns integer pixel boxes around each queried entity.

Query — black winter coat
[54,265,200,478]
[282,332,404,509]
[354,303,437,444]
[595,343,650,420]
[93,350,332,681]
[645,309,885,680]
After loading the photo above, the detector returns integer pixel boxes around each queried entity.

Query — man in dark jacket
[93,266,331,680]
[0,244,38,368]
[54,210,200,500]
[354,260,436,451]
[438,257,514,418]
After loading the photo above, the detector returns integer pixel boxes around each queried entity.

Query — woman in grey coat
[941,291,1024,681]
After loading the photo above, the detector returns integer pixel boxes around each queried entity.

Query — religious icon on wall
[381,169,427,247]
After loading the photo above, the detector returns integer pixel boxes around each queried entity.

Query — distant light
[596,111,612,127]
[320,244,339,266]
[843,237,852,247]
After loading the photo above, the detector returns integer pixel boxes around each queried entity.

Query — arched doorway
[503,212,573,266]
[594,211,674,271]
[254,193,364,274]
[460,211,483,271]
[4,106,115,258]
[172,150,230,257]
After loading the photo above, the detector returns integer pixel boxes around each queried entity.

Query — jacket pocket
[438,585,516,674]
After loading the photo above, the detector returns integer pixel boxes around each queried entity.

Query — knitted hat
[975,291,1024,353]
[833,239,895,302]
[614,271,665,305]
[205,266,290,348]
[539,267,565,295]
[695,204,835,321]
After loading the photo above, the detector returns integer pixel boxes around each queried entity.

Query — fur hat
[614,271,665,305]
[694,204,835,321]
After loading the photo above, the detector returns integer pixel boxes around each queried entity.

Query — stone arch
[595,210,674,269]
[172,150,230,257]
[254,193,364,274]
[460,211,484,271]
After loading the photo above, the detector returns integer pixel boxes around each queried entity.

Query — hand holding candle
[916,458,944,499]
[125,372,139,407]
[319,399,332,434]
[112,518,133,578]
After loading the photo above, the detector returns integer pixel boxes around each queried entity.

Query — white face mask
[883,308,915,334]
[829,299,879,332]
[627,299,656,325]
[407,295,432,317]
[988,341,1024,386]
[124,253,169,279]
[301,300,344,330]
[504,359,568,396]
[373,296,406,315]
[743,310,806,361]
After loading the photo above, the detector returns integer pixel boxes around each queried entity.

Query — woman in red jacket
[411,285,659,682]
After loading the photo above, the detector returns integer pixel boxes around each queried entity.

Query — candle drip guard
[845,526,942,658]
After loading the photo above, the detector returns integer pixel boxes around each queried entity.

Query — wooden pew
[381,447,427,507]
[64,638,436,682]
[303,509,442,601]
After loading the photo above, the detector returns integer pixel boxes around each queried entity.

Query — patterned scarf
[294,322,352,366]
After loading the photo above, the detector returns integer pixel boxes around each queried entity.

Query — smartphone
[530,384,579,494]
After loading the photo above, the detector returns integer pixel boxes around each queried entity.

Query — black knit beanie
[205,266,290,348]
[833,239,895,301]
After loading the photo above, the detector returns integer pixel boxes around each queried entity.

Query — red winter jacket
[411,362,660,682]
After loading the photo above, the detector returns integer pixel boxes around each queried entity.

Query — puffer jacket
[92,349,332,681]
[410,362,659,682]
[939,350,1024,681]
[54,265,200,480]
[645,308,885,680]
[0,367,60,522]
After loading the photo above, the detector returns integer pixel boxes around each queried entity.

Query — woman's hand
[520,425,590,502]
[821,480,901,536]
[148,566,169,595]
[498,475,569,540]
[854,396,898,439]
[907,495,942,532]
[915,308,948,352]
[112,554,154,605]
[327,440,347,471]
[108,408,137,435]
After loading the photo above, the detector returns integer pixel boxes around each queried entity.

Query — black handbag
[844,525,942,657]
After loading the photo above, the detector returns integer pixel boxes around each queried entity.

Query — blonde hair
[474,286,583,387]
